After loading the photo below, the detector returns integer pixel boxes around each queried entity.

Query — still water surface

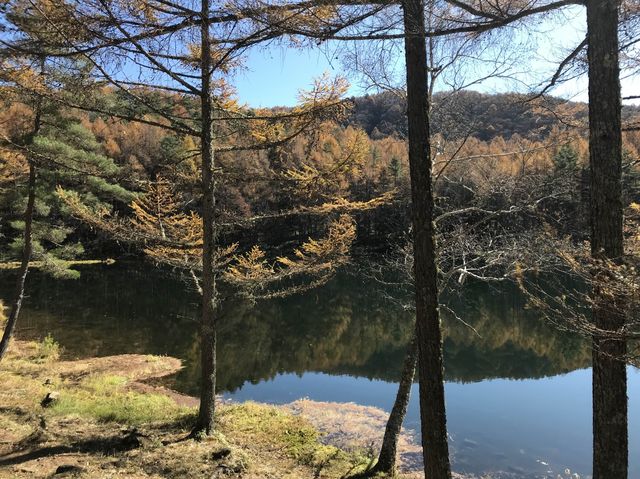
[1,264,638,478]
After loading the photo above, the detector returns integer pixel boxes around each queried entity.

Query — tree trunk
[402,0,452,477]
[0,161,37,362]
[194,0,218,436]
[370,333,418,476]
[586,0,628,477]
[0,91,42,363]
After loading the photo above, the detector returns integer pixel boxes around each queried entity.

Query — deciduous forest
[0,0,639,478]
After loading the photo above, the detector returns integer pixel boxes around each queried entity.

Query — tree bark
[0,161,37,362]
[370,333,418,476]
[0,90,42,363]
[193,0,218,436]
[586,0,628,477]
[402,0,452,477]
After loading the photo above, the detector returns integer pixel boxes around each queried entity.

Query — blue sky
[231,7,640,108]
[232,45,350,107]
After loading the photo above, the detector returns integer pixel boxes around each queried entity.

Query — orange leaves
[0,150,29,189]
[282,123,370,200]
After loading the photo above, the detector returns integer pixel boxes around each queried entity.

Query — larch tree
[401,0,451,474]
[18,0,378,436]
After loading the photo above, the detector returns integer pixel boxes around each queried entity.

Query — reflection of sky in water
[227,368,640,478]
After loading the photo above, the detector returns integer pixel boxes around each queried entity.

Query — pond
[1,263,638,478]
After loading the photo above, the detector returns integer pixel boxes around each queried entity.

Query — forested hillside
[348,90,640,141]
[2,0,640,478]
[2,89,640,262]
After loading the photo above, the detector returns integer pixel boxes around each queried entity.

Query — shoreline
[0,339,415,479]
[0,339,585,479]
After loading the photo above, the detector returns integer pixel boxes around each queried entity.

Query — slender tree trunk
[370,333,418,476]
[402,0,451,477]
[586,0,628,477]
[194,0,218,436]
[0,92,42,363]
[0,161,37,362]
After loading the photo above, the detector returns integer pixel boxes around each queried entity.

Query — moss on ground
[219,402,370,477]
[0,339,376,479]
[49,373,192,425]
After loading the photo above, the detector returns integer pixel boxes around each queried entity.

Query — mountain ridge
[344,90,640,141]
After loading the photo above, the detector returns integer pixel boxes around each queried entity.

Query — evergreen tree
[2,115,133,278]
[553,144,579,172]
[0,0,132,359]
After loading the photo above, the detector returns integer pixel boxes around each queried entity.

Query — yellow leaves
[56,187,112,222]
[113,0,160,22]
[127,179,203,268]
[224,215,355,297]
[182,43,243,80]
[248,73,349,140]
[249,117,286,144]
[284,163,322,185]
[331,127,370,177]
[59,179,201,269]
[212,80,240,110]
[62,174,358,293]
[225,245,274,282]
[281,214,355,267]
[283,124,370,199]
[237,0,341,45]
[129,180,189,238]
[0,62,48,96]
[183,44,203,70]
[300,192,396,216]
[135,0,159,23]
[296,73,349,114]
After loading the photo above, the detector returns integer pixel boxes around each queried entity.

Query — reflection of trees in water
[0,265,590,395]
[442,285,590,382]
[0,265,200,360]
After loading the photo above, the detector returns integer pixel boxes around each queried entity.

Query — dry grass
[0,259,115,270]
[286,400,423,474]
[0,339,373,479]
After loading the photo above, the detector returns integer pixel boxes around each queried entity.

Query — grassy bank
[0,336,373,478]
